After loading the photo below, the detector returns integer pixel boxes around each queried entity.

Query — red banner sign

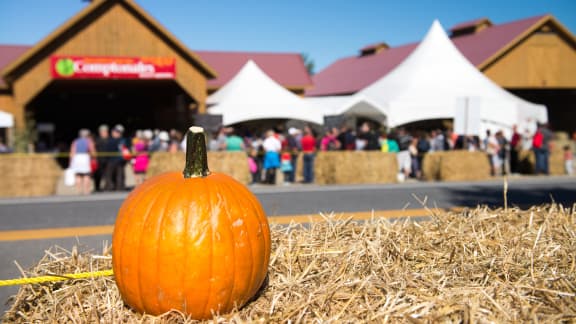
[50,56,176,79]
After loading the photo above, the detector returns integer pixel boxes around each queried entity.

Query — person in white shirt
[262,129,282,184]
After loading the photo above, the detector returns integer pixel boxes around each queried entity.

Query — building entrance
[27,79,195,150]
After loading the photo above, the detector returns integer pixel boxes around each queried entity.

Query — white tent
[305,94,388,125]
[207,60,324,126]
[0,110,14,128]
[326,20,548,136]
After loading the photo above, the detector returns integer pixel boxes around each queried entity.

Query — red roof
[307,14,547,97]
[195,51,313,89]
[0,45,30,88]
[452,15,544,66]
[450,18,491,32]
[0,46,312,90]
[307,43,417,96]
[360,42,389,52]
[0,15,551,94]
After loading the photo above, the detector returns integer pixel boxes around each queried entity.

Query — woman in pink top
[320,127,341,151]
[132,138,150,186]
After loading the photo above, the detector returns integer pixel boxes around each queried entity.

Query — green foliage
[301,53,315,75]
[13,115,37,153]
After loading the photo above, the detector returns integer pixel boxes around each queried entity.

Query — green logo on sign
[55,58,75,77]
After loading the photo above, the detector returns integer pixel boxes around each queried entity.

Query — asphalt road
[1,176,575,315]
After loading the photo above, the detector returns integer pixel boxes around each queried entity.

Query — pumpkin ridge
[113,176,161,285]
[115,176,169,313]
[238,179,270,297]
[137,183,173,314]
[200,177,215,319]
[181,181,191,315]
[155,184,185,313]
[218,178,244,311]
[219,177,256,308]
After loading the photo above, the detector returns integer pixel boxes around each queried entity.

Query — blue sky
[0,1,574,72]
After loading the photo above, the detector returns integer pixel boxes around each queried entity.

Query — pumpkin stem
[183,126,210,178]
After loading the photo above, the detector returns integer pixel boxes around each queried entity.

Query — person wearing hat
[104,124,128,191]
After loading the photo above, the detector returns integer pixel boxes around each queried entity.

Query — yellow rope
[0,269,114,287]
[0,152,130,158]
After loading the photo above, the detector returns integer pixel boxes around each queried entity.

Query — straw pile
[517,143,566,176]
[0,154,62,198]
[550,141,569,175]
[5,204,575,323]
[147,152,250,184]
[517,150,535,174]
[422,151,491,181]
[421,152,442,181]
[315,151,398,185]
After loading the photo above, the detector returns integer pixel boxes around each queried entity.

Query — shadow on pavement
[443,184,575,209]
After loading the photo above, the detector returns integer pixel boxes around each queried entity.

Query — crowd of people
[206,122,576,185]
[67,125,186,195]
[26,120,576,194]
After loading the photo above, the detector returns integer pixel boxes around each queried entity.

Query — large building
[0,0,310,147]
[0,0,574,149]
[307,15,576,132]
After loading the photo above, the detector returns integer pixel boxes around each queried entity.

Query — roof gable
[0,45,30,88]
[195,51,313,90]
[451,15,547,68]
[1,0,216,86]
[471,14,576,70]
[0,45,312,91]
[354,20,547,128]
[307,14,575,97]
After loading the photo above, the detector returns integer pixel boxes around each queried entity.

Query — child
[280,151,293,185]
[132,139,149,186]
[248,148,259,184]
[564,145,573,175]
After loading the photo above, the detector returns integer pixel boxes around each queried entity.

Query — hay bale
[422,151,491,181]
[0,154,62,197]
[314,152,336,184]
[208,152,251,184]
[4,204,576,323]
[518,143,567,176]
[147,151,250,184]
[555,131,569,141]
[439,151,491,181]
[315,151,397,185]
[517,149,535,174]
[146,152,184,177]
[294,153,304,183]
[551,140,569,175]
[421,152,442,181]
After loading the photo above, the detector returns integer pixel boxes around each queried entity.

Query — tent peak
[426,20,447,38]
[206,57,323,125]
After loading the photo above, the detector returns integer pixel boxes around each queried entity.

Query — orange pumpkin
[112,126,270,319]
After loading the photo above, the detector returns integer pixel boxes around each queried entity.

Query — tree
[301,53,315,76]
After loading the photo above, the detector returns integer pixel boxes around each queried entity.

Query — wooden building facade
[307,14,576,133]
[0,0,216,147]
[479,16,576,132]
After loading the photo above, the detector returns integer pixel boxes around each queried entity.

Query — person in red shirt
[300,125,317,183]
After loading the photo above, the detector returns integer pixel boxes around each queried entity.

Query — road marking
[0,208,453,242]
[268,208,435,224]
[0,225,115,242]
